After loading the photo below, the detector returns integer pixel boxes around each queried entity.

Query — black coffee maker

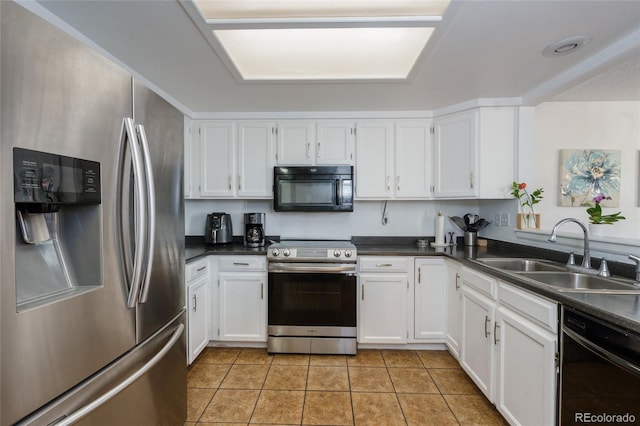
[243,213,265,247]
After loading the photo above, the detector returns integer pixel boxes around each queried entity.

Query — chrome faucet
[630,255,640,287]
[549,218,595,274]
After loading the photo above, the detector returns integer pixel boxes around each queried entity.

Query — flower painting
[559,149,621,207]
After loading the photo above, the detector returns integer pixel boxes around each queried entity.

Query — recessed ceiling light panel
[543,36,591,57]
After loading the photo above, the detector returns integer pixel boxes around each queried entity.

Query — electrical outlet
[500,212,510,227]
[494,213,501,226]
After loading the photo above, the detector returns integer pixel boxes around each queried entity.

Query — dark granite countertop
[185,235,640,334]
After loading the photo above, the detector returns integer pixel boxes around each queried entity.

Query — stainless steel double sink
[473,258,640,294]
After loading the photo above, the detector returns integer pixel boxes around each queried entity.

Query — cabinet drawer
[219,256,266,272]
[462,266,497,299]
[186,258,208,283]
[498,282,558,332]
[359,257,409,273]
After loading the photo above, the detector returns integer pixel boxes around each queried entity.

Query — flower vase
[588,223,608,237]
[517,213,540,229]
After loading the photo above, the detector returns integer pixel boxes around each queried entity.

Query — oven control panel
[267,242,357,262]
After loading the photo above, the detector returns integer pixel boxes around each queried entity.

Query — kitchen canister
[464,231,477,246]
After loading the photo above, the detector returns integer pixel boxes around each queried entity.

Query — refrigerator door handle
[118,117,148,309]
[135,124,156,304]
[50,323,184,426]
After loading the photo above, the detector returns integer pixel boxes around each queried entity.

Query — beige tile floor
[185,348,507,426]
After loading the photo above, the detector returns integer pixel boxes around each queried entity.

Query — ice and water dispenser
[13,148,102,310]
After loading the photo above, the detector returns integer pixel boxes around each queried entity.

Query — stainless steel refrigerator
[1,2,186,424]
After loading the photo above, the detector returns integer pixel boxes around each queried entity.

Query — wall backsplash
[186,199,481,241]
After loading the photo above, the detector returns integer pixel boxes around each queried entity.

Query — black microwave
[273,166,353,212]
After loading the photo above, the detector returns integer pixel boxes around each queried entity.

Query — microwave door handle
[118,118,147,309]
[135,124,155,304]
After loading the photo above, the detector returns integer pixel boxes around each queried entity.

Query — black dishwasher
[560,306,640,425]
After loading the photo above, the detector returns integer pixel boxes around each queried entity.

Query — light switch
[500,212,510,227]
[494,213,501,226]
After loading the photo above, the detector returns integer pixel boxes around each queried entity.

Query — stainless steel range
[267,240,357,355]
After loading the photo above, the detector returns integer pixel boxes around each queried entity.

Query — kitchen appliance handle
[268,263,357,274]
[563,327,640,376]
[135,124,156,304]
[52,324,184,426]
[118,117,147,309]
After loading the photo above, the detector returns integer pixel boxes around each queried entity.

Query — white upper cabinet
[355,119,432,199]
[200,121,236,197]
[316,120,355,165]
[433,108,515,199]
[183,117,195,199]
[237,121,275,198]
[275,120,316,165]
[354,120,394,199]
[394,120,433,198]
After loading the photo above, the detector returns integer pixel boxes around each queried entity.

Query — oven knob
[345,250,353,258]
[283,248,291,257]
[334,249,342,258]
[272,249,280,257]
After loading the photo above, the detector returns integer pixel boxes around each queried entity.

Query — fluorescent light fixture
[214,27,434,80]
[193,0,449,80]
[197,1,451,20]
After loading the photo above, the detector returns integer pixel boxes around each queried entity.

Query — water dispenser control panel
[14,148,101,211]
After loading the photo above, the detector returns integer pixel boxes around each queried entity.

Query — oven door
[268,263,357,333]
[560,307,640,425]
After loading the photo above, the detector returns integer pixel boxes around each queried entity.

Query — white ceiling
[33,0,640,115]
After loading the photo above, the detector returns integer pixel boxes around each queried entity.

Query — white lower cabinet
[358,257,409,344]
[445,260,462,358]
[414,258,446,341]
[186,258,210,364]
[461,285,497,400]
[217,256,267,342]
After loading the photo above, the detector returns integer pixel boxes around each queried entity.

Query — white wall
[481,101,640,263]
[186,199,480,241]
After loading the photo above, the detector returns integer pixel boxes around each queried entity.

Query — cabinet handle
[233,262,250,266]
[397,176,400,191]
[455,273,460,290]
[470,172,474,189]
[418,267,421,284]
[192,294,197,312]
[494,321,500,345]
[386,176,391,191]
[261,282,264,299]
[306,142,311,159]
[197,266,206,272]
[238,174,241,190]
[317,142,321,158]
[361,284,364,300]
[376,263,393,267]
[228,175,232,190]
[484,316,490,338]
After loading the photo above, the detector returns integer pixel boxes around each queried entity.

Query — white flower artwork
[558,149,621,207]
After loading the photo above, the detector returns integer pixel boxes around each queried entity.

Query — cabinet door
[184,117,194,198]
[316,120,355,165]
[358,273,408,344]
[187,278,209,364]
[237,121,275,197]
[354,120,394,199]
[275,121,315,165]
[219,272,267,342]
[460,286,495,401]
[395,120,433,198]
[495,307,557,426]
[433,111,477,198]
[200,121,236,197]
[445,260,463,359]
[414,258,446,340]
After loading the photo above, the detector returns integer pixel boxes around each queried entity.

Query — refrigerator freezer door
[1,3,136,424]
[133,81,185,343]
[17,312,187,426]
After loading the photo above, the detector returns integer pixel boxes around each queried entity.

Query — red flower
[518,182,527,190]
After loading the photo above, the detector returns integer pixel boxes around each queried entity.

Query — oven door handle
[563,327,640,376]
[269,263,357,274]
